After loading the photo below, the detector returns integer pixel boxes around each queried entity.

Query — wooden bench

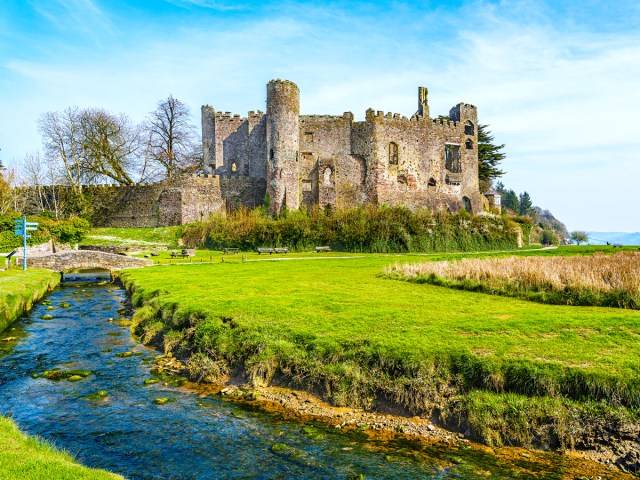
[223,248,240,255]
[257,247,274,255]
[274,247,289,254]
[170,249,195,258]
[315,246,331,252]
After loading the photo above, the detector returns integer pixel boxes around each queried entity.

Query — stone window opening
[445,144,461,173]
[304,132,314,143]
[465,139,473,150]
[270,148,274,161]
[389,142,399,165]
[463,196,472,213]
[231,161,237,172]
[428,177,436,187]
[464,121,474,136]
[323,167,332,186]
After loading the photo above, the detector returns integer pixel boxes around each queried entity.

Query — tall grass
[181,206,519,253]
[387,252,640,309]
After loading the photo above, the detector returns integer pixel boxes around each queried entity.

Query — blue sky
[1,0,639,232]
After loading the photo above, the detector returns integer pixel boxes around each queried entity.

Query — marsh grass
[387,251,640,309]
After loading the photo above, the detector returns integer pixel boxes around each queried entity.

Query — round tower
[266,79,300,215]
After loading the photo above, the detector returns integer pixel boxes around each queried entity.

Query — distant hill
[586,232,640,245]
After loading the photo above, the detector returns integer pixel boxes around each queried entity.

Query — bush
[181,206,520,253]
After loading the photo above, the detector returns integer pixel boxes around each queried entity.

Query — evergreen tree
[502,189,519,213]
[478,124,506,182]
[519,191,533,215]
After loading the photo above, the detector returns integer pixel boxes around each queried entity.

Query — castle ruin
[20,80,486,227]
[202,79,484,215]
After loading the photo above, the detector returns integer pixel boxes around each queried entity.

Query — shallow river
[0,275,607,479]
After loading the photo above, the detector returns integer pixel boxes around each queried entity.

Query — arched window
[388,142,399,165]
[428,177,436,187]
[465,139,473,150]
[231,162,237,172]
[462,196,472,213]
[323,167,332,186]
[464,121,474,136]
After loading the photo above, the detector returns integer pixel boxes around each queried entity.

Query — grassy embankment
[82,226,182,248]
[0,269,123,480]
[119,246,640,450]
[0,416,124,480]
[0,269,61,333]
[387,250,640,309]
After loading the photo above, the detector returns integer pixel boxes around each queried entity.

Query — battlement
[365,108,416,123]
[268,78,299,90]
[432,118,459,129]
[214,111,246,122]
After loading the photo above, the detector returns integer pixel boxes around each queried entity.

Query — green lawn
[121,249,640,401]
[120,247,640,446]
[0,416,123,480]
[82,226,182,248]
[0,269,60,333]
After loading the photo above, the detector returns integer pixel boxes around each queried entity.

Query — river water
[0,275,612,479]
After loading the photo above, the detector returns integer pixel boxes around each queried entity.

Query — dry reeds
[388,252,640,308]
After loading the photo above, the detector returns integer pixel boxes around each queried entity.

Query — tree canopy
[570,231,589,245]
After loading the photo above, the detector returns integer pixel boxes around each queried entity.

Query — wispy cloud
[164,0,249,11]
[28,0,114,36]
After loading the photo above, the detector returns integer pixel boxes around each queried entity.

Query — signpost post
[13,216,38,271]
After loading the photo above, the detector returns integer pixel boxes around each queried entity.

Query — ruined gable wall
[298,113,366,209]
[366,109,483,212]
[203,109,267,180]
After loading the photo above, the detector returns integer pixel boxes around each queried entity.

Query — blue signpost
[14,216,38,270]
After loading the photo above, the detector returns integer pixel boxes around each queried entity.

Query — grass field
[120,246,640,447]
[0,269,60,333]
[82,226,182,248]
[0,416,123,480]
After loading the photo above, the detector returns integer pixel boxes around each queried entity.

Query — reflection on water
[0,280,619,479]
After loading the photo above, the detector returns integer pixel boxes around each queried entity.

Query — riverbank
[118,250,640,476]
[0,416,124,480]
[0,269,61,333]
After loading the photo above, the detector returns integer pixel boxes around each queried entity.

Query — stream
[0,274,614,479]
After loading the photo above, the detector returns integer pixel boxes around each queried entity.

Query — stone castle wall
[202,80,485,215]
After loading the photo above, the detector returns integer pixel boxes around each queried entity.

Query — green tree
[570,231,589,245]
[518,191,533,215]
[478,124,506,184]
[502,189,519,213]
[541,229,556,245]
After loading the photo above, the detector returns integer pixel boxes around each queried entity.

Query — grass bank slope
[120,251,640,452]
[82,226,182,248]
[0,269,60,333]
[0,416,124,480]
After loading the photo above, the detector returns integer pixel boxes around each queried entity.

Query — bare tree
[22,151,64,218]
[143,95,199,179]
[38,107,85,192]
[79,108,143,185]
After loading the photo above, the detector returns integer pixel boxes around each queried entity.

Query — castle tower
[266,79,300,215]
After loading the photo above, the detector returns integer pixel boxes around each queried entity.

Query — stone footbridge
[16,250,153,272]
